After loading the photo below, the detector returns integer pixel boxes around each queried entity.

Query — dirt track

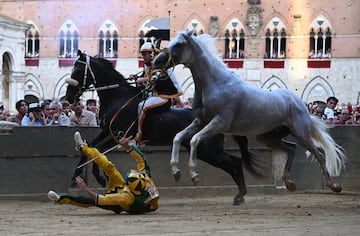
[1,191,359,236]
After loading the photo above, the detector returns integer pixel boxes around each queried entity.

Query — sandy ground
[1,191,359,236]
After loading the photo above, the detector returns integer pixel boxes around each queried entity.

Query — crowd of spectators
[308,97,360,125]
[0,99,100,127]
[2,95,359,127]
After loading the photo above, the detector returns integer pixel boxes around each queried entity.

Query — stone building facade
[0,0,359,112]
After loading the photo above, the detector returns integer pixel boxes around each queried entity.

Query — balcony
[307,59,331,68]
[263,60,285,68]
[58,58,75,67]
[138,58,145,68]
[223,59,244,68]
[25,58,39,67]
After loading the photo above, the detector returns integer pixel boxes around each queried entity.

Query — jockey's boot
[74,131,86,151]
[47,190,60,201]
[71,131,88,188]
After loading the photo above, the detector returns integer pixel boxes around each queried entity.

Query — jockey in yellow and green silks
[48,132,159,214]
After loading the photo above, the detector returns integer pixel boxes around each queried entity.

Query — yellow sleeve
[128,145,148,175]
[96,191,135,212]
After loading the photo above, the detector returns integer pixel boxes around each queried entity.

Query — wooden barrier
[0,126,359,199]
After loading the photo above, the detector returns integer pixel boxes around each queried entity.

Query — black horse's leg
[196,134,254,206]
[232,135,264,178]
[231,135,264,204]
[256,127,297,191]
[280,140,297,191]
[70,154,88,187]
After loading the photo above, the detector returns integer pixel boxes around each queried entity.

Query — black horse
[65,50,262,205]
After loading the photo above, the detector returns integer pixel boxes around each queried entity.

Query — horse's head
[153,29,195,72]
[65,50,97,103]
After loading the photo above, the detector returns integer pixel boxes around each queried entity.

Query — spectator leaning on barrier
[324,96,339,125]
[21,103,46,126]
[86,99,99,125]
[47,101,71,126]
[8,99,28,124]
[70,99,98,127]
[334,108,353,125]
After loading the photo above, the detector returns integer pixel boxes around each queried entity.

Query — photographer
[21,102,46,126]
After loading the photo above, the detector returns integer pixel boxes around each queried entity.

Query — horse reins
[74,52,169,144]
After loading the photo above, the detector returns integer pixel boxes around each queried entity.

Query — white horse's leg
[272,150,287,191]
[171,118,202,181]
[188,116,225,185]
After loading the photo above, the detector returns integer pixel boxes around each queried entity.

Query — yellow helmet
[140,42,154,53]
[126,169,146,195]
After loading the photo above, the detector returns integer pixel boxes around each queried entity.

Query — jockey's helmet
[126,169,146,195]
[140,42,154,53]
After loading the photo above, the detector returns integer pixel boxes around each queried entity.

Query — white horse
[153,29,347,192]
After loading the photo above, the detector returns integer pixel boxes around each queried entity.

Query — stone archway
[261,76,287,90]
[301,76,334,103]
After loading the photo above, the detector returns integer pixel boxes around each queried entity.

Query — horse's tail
[310,116,347,176]
[232,135,265,178]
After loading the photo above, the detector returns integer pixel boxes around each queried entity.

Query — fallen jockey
[48,131,159,214]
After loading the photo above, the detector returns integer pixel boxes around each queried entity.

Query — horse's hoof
[191,175,199,186]
[329,182,342,193]
[173,170,181,182]
[233,196,244,206]
[285,180,296,192]
[275,185,287,195]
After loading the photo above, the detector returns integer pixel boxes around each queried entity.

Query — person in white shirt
[324,96,338,125]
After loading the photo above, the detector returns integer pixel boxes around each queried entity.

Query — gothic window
[264,17,286,59]
[98,20,119,58]
[265,28,286,59]
[58,20,79,58]
[309,15,332,58]
[25,22,40,58]
[224,19,245,59]
[188,20,204,36]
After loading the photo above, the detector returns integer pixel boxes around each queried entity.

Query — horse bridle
[70,54,127,100]
[77,54,97,89]
[151,47,176,77]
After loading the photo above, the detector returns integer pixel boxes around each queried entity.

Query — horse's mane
[92,56,129,85]
[94,56,117,70]
[194,33,228,68]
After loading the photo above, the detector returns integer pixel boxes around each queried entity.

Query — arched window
[25,22,40,58]
[309,15,332,58]
[264,29,287,58]
[187,19,204,37]
[224,19,245,59]
[98,30,118,58]
[98,20,119,58]
[264,17,286,59]
[58,20,79,58]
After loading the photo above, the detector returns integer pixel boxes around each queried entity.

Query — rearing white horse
[153,29,346,192]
